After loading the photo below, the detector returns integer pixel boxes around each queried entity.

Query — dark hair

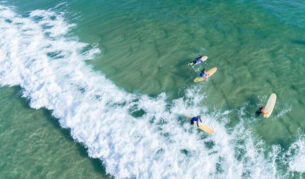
[202,68,206,72]
[197,115,201,119]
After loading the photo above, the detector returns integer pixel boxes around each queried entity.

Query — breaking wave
[0,4,303,178]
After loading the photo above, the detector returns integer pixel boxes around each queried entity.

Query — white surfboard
[188,56,208,66]
[263,93,277,118]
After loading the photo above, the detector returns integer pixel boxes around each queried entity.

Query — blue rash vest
[200,72,207,77]
[191,117,199,122]
[191,117,201,127]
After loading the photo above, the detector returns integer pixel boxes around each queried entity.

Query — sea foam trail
[288,136,305,172]
[0,5,302,178]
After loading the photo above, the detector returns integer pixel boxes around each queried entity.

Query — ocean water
[0,0,305,178]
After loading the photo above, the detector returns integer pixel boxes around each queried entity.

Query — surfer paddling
[200,68,209,79]
[190,115,202,127]
[188,56,208,66]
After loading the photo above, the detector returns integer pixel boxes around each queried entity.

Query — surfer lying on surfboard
[256,106,267,116]
[191,115,202,127]
[200,68,209,79]
[188,56,208,66]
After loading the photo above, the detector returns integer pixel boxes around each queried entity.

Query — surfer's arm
[261,110,267,115]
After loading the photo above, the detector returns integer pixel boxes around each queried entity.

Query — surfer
[188,56,208,66]
[256,106,267,116]
[191,115,202,127]
[200,68,209,79]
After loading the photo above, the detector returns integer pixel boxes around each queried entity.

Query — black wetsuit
[256,107,263,116]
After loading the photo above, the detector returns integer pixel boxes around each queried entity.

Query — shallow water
[0,0,305,178]
[0,87,109,178]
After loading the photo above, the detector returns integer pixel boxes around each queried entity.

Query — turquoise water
[0,0,305,178]
[0,87,109,178]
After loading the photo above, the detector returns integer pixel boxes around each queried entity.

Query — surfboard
[193,67,217,83]
[184,115,214,134]
[188,56,208,66]
[263,93,277,118]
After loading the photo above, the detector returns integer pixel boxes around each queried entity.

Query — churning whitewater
[0,5,303,178]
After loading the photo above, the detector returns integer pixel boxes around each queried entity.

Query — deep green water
[1,0,305,178]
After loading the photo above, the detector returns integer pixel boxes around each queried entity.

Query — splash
[288,136,305,172]
[0,4,302,178]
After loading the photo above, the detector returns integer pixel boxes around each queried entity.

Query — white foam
[288,137,305,172]
[0,4,302,178]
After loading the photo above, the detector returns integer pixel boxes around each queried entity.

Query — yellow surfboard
[184,115,214,134]
[263,93,277,118]
[194,67,217,83]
